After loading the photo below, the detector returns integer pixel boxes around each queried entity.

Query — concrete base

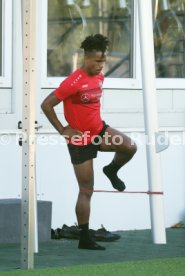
[0,199,52,244]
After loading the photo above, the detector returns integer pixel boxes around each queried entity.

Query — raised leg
[100,127,137,191]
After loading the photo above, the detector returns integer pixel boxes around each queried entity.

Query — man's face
[84,51,107,76]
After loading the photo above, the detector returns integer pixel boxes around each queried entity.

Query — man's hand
[61,125,83,140]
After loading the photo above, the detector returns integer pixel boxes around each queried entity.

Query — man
[41,34,137,250]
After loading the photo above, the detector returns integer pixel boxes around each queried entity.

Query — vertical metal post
[138,0,166,244]
[21,0,37,269]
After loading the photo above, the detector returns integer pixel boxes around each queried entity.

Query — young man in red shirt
[41,34,137,250]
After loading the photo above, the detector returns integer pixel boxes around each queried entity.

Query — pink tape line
[80,188,163,195]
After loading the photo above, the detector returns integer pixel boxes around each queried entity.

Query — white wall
[1,129,184,231]
[1,83,185,231]
[34,130,185,231]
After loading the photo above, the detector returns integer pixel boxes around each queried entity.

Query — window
[154,0,185,83]
[0,0,12,87]
[41,0,185,89]
[47,0,134,78]
[41,0,139,88]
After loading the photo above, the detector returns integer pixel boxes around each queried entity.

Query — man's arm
[41,92,65,135]
[41,92,82,137]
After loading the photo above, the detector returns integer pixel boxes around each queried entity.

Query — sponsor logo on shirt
[72,88,102,104]
[81,84,89,89]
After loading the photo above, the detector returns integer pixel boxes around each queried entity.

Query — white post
[138,0,167,244]
[21,0,37,269]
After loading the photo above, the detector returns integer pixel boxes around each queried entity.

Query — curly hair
[80,34,109,53]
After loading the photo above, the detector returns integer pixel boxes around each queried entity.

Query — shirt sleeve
[53,74,78,101]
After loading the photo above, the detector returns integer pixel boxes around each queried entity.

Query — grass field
[0,258,185,276]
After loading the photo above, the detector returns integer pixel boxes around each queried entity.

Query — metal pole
[21,0,37,269]
[138,0,167,244]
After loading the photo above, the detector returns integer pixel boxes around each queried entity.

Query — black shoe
[78,239,106,250]
[60,224,80,239]
[90,225,121,242]
[51,228,63,239]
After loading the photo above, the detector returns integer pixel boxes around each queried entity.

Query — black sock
[79,223,89,240]
[106,160,122,173]
[103,161,126,192]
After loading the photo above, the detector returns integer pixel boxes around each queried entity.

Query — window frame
[39,0,142,89]
[39,0,185,90]
[0,0,12,88]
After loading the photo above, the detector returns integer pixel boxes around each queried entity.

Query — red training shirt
[54,68,104,145]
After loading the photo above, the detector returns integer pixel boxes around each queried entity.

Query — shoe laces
[99,224,109,233]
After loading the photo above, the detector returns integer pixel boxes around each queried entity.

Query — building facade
[0,0,185,231]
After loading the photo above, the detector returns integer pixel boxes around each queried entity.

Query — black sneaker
[51,228,63,239]
[90,225,121,242]
[78,239,106,250]
[60,224,80,239]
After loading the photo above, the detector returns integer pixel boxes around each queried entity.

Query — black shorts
[67,121,109,165]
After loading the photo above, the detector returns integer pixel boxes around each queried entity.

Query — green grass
[0,258,185,276]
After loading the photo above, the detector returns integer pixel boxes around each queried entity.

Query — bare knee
[79,187,93,198]
[73,160,94,194]
[118,140,137,158]
[78,176,94,197]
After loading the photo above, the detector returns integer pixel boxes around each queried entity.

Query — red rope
[80,188,163,195]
